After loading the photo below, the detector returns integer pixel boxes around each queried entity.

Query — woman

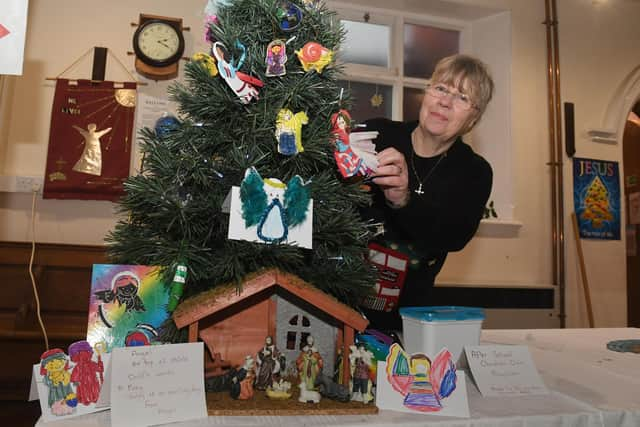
[362,54,494,330]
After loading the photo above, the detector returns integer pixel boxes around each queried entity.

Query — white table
[36,328,640,427]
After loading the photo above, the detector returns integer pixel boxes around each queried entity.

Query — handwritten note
[465,345,548,397]
[110,343,207,427]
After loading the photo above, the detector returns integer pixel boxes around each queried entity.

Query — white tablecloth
[36,328,640,427]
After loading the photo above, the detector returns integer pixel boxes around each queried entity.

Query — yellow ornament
[296,42,333,73]
[192,52,218,76]
[370,93,384,108]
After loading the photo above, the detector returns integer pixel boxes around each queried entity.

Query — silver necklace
[409,135,447,195]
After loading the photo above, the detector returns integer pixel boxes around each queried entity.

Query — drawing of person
[40,349,75,412]
[68,340,104,405]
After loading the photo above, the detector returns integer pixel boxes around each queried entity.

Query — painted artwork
[375,343,470,418]
[573,157,621,240]
[86,264,171,350]
[32,342,110,422]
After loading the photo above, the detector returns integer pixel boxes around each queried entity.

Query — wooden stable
[172,269,369,386]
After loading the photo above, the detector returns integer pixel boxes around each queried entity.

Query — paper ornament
[265,39,287,77]
[192,52,219,76]
[275,108,308,155]
[237,167,311,245]
[296,42,333,74]
[330,109,379,178]
[212,40,264,104]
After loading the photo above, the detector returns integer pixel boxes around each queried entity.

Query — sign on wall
[572,157,621,240]
[0,0,29,75]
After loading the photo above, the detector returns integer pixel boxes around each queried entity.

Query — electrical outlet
[15,176,44,193]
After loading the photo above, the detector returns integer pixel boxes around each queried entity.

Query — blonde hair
[430,54,494,117]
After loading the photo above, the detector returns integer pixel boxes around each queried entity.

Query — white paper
[0,0,29,75]
[221,188,232,214]
[465,345,548,397]
[227,186,313,249]
[375,361,470,418]
[132,93,178,173]
[95,355,112,408]
[110,343,207,427]
[28,368,38,401]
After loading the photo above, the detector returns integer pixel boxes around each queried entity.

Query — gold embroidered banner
[43,79,136,201]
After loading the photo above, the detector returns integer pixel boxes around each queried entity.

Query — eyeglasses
[426,83,476,111]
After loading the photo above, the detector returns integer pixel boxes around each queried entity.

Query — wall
[1,0,638,328]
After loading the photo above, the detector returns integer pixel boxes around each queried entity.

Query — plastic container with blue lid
[399,306,485,322]
[400,306,485,365]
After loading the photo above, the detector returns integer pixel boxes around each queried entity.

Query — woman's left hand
[372,147,410,208]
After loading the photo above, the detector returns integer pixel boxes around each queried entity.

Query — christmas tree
[580,175,613,229]
[106,0,376,328]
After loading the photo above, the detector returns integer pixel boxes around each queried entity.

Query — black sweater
[361,118,492,328]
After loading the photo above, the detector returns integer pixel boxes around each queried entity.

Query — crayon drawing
[375,343,469,418]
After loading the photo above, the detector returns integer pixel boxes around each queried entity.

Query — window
[286,314,311,350]
[336,4,514,222]
[340,20,390,68]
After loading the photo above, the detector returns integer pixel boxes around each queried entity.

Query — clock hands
[157,39,171,49]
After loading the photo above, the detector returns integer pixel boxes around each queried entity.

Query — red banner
[43,79,136,201]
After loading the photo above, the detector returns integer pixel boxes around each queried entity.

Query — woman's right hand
[372,147,410,208]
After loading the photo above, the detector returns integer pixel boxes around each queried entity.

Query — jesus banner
[43,79,136,201]
[572,157,621,240]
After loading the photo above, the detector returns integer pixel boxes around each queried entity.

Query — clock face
[133,20,184,67]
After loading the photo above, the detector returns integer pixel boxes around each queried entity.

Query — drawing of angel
[385,343,457,412]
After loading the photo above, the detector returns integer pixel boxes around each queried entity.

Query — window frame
[333,3,518,227]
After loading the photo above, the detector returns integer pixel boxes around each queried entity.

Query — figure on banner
[72,123,111,176]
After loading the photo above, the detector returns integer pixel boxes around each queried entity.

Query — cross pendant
[414,183,424,195]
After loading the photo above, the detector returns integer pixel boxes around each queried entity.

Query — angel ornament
[72,123,111,176]
[212,40,264,104]
[240,167,310,245]
[330,110,378,178]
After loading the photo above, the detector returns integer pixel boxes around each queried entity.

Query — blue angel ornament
[240,167,310,244]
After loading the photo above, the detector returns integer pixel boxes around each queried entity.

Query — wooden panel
[0,241,106,400]
[342,326,355,386]
[198,299,270,368]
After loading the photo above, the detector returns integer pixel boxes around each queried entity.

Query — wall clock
[132,14,185,80]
